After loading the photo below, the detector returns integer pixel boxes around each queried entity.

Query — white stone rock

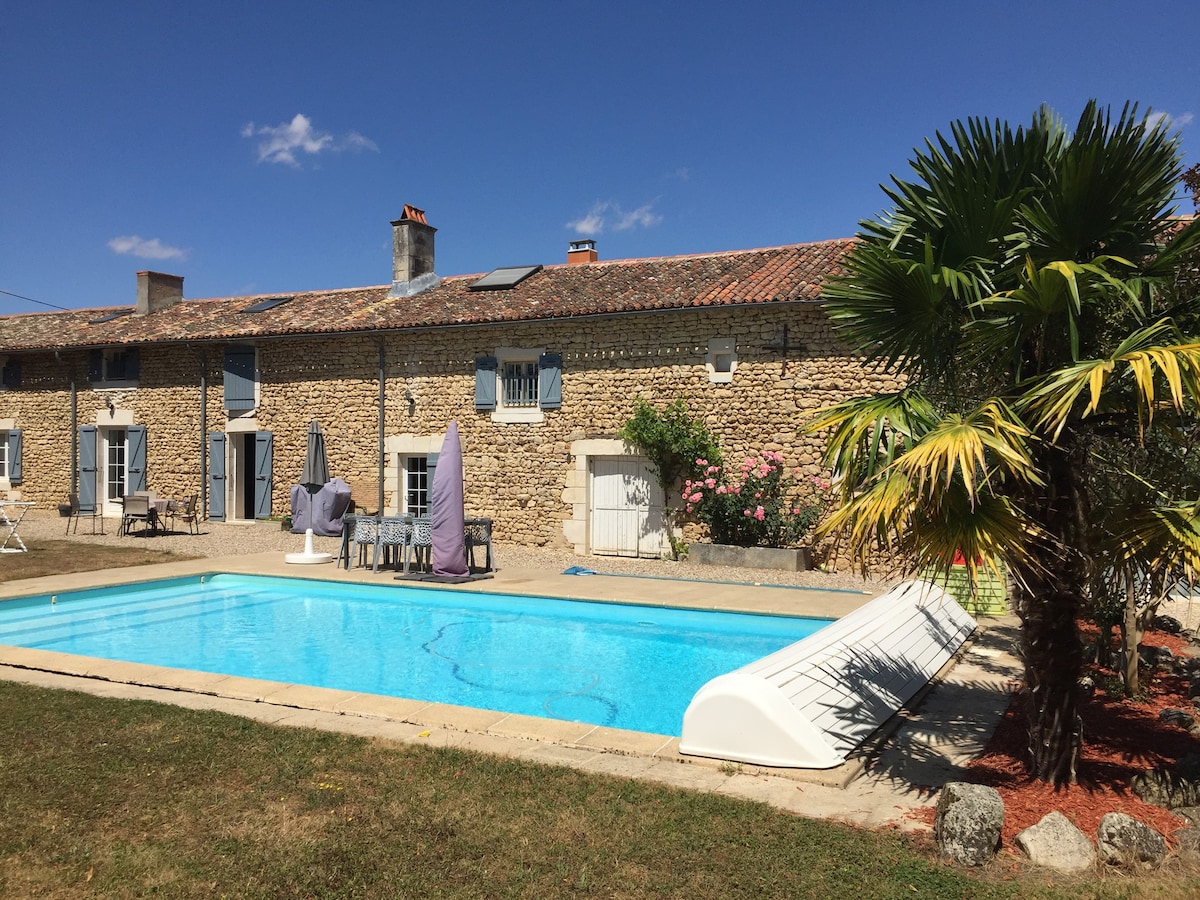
[934,782,1004,867]
[1015,811,1096,874]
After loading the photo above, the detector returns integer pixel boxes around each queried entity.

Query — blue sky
[2,0,1198,317]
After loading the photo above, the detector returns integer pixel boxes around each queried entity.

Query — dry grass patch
[0,540,200,583]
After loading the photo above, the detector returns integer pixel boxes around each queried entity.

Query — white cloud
[344,131,379,152]
[242,113,378,167]
[615,203,662,231]
[1145,110,1194,131]
[567,200,661,235]
[107,235,187,261]
[567,202,611,235]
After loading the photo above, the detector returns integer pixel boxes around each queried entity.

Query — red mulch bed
[914,625,1200,848]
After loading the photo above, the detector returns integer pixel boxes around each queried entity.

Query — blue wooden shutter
[254,431,273,519]
[474,356,497,410]
[208,432,226,521]
[87,351,103,382]
[127,425,147,492]
[224,346,256,410]
[7,429,21,484]
[1,359,19,389]
[538,352,562,409]
[126,348,141,381]
[78,425,97,513]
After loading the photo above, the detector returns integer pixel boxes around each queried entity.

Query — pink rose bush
[681,452,832,548]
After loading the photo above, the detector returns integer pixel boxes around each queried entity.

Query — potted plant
[682,452,832,571]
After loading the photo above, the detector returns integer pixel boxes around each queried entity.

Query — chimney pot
[135,271,184,316]
[389,205,440,297]
[568,239,598,265]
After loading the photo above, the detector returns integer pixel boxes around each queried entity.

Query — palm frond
[1112,499,1200,583]
[804,390,940,493]
[1020,326,1200,439]
[1020,102,1183,262]
[888,400,1042,504]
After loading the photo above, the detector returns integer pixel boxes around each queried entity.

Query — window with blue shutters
[224,346,257,412]
[477,348,562,423]
[87,348,140,385]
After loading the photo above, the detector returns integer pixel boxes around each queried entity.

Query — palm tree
[810,102,1200,785]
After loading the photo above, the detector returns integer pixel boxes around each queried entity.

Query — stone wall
[2,303,900,553]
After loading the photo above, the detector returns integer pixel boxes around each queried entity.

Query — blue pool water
[0,574,829,736]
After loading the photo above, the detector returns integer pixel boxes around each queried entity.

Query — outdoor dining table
[0,500,36,553]
[116,496,172,536]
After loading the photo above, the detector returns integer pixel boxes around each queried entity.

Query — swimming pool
[0,574,830,736]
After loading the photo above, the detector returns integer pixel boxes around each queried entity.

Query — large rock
[933,782,1004,867]
[1133,753,1200,808]
[1015,811,1096,874]
[1160,708,1196,730]
[1096,813,1167,868]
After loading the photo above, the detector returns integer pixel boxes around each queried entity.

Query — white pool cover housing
[679,580,976,769]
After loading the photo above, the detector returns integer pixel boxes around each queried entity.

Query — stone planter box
[687,543,812,572]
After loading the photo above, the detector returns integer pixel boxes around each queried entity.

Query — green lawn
[1,683,1196,898]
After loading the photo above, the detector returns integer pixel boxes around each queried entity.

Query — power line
[0,288,69,311]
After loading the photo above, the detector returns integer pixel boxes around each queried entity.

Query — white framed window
[705,338,737,383]
[403,455,430,516]
[496,347,544,423]
[0,422,20,487]
[104,428,127,502]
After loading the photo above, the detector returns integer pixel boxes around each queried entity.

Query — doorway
[211,429,272,521]
[589,456,666,557]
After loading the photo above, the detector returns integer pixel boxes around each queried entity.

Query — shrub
[682,452,831,549]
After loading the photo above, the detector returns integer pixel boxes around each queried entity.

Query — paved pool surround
[0,552,1022,829]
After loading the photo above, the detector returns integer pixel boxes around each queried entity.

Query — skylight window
[243,296,292,313]
[468,265,543,292]
[88,310,132,325]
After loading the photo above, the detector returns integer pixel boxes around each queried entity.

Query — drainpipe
[198,348,208,518]
[377,339,386,515]
[55,352,78,494]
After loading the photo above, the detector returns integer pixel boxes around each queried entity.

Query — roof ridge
[540,237,857,269]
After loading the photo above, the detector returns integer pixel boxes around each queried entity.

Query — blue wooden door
[253,431,273,519]
[208,432,226,521]
[78,426,97,513]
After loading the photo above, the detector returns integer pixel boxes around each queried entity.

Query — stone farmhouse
[0,207,895,556]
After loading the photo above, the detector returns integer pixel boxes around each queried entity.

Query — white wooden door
[590,457,666,557]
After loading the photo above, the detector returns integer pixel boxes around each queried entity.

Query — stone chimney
[388,205,441,297]
[135,271,184,316]
[568,239,598,265]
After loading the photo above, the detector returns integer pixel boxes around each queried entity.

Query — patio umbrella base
[285,528,334,565]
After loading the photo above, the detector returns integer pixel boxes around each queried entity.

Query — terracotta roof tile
[0,239,853,352]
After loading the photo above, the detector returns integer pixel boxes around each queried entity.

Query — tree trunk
[1016,579,1083,785]
[1120,574,1141,698]
[1014,438,1090,785]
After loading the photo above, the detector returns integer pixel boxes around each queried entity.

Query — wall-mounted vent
[468,265,543,292]
[242,297,292,313]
